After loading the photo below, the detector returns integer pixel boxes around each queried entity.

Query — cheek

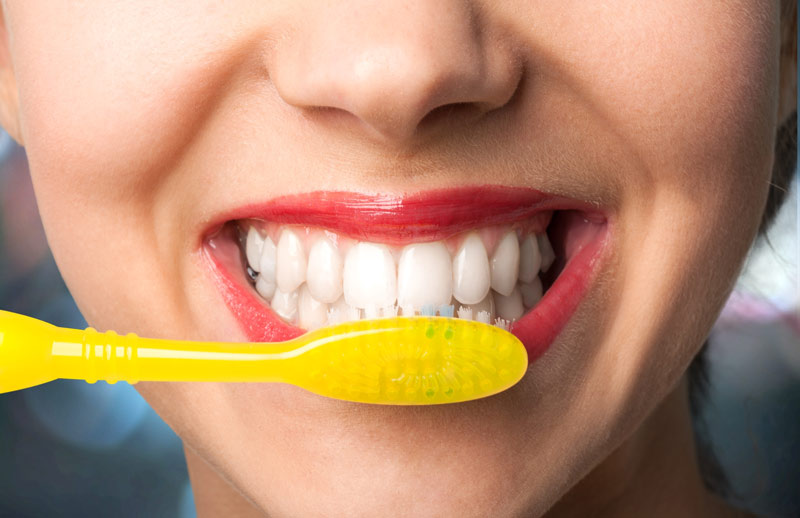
[514,1,782,432]
[5,2,258,328]
[12,2,235,208]
[523,2,779,202]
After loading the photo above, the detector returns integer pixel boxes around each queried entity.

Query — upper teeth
[243,223,554,331]
[276,228,307,293]
[343,242,397,308]
[397,241,453,308]
[306,236,344,303]
[490,230,521,296]
[452,234,491,304]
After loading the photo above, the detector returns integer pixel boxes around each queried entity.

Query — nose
[269,1,522,143]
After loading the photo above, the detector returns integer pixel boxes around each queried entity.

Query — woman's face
[0,1,787,516]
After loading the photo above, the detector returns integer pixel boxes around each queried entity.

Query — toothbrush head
[290,316,528,404]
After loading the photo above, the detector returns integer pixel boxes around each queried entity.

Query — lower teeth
[238,221,555,331]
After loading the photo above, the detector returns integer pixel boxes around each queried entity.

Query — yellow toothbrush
[0,310,527,404]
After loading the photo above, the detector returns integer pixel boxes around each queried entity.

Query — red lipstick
[210,186,597,245]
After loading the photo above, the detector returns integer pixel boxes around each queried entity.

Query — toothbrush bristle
[344,307,361,322]
[326,308,341,326]
[381,305,398,317]
[364,305,380,319]
[457,307,473,320]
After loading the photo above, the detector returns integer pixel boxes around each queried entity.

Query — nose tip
[270,2,521,143]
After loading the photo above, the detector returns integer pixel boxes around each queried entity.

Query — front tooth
[520,277,543,308]
[397,242,453,308]
[246,227,265,272]
[538,233,555,272]
[306,237,343,303]
[518,234,542,284]
[259,236,277,285]
[452,233,491,305]
[490,231,520,296]
[495,287,524,320]
[276,229,306,293]
[343,242,397,308]
[270,287,299,321]
[298,285,328,330]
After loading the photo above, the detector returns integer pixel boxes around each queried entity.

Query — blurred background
[0,135,195,517]
[0,131,797,517]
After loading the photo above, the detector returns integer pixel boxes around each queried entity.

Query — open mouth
[203,186,609,362]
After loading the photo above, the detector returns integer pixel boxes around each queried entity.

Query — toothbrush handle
[50,327,296,385]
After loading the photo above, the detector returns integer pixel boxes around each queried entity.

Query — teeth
[255,273,276,300]
[243,223,557,328]
[518,234,541,284]
[298,285,329,331]
[452,233,491,305]
[397,242,453,308]
[343,242,397,308]
[520,277,543,308]
[538,233,555,273]
[258,236,277,288]
[306,236,344,303]
[270,287,299,321]
[490,231,520,296]
[495,287,524,321]
[276,229,306,293]
[246,227,265,272]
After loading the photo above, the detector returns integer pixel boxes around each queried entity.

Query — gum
[238,213,553,261]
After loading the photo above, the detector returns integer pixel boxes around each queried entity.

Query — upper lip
[204,185,605,244]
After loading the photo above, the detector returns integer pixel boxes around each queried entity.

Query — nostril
[417,102,484,131]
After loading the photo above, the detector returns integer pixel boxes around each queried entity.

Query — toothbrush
[0,310,527,405]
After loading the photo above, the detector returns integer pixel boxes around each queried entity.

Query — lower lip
[202,215,609,363]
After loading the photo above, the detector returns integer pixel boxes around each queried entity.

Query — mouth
[202,185,609,362]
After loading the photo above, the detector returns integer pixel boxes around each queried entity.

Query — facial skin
[0,2,794,517]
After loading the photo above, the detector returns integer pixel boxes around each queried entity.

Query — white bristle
[381,305,398,317]
[345,306,361,322]
[401,304,415,316]
[494,318,510,330]
[476,310,491,324]
[327,307,342,326]
[364,304,380,319]
[457,306,473,320]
